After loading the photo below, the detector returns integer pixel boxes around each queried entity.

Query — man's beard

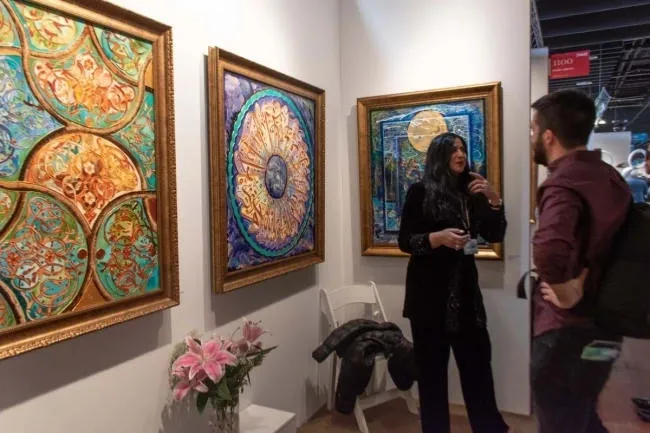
[532,135,548,166]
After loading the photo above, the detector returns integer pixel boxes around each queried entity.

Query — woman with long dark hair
[398,132,509,433]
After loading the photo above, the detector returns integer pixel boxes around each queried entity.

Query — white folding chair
[319,281,419,433]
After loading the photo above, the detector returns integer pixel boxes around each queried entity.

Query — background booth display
[0,0,178,360]
[207,48,325,293]
[357,82,504,259]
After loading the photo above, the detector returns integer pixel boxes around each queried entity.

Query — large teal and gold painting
[208,48,324,292]
[0,0,178,359]
[357,83,503,259]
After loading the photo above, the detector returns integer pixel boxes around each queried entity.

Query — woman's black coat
[312,318,417,414]
[398,181,507,330]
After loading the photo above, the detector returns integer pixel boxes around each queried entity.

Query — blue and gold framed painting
[357,83,503,259]
[207,47,325,292]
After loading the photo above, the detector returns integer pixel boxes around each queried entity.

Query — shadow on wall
[204,266,317,329]
[0,309,171,412]
[158,381,320,433]
[160,398,211,433]
[304,377,323,424]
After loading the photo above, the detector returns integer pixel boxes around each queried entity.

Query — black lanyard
[460,198,471,232]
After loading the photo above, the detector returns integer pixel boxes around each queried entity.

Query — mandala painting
[357,83,503,259]
[0,0,177,359]
[208,48,324,292]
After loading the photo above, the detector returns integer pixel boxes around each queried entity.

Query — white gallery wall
[339,0,532,414]
[0,1,344,432]
[0,1,535,432]
[531,48,549,187]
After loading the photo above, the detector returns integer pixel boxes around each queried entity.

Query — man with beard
[529,90,631,433]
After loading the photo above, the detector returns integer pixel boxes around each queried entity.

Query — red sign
[549,50,590,79]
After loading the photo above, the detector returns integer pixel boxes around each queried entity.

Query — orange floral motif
[33,52,136,122]
[16,3,81,51]
[0,190,13,216]
[0,292,15,328]
[24,133,141,226]
[0,4,17,47]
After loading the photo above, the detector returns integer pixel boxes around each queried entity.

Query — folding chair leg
[328,357,337,411]
[402,390,419,415]
[353,400,370,433]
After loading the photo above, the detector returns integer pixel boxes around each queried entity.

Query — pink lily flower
[231,338,252,357]
[172,336,237,384]
[220,336,234,352]
[173,370,209,400]
[242,318,266,343]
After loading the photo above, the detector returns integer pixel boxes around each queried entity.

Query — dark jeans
[531,325,622,433]
[410,319,508,433]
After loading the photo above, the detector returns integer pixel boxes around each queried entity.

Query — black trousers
[410,319,508,433]
[531,326,621,433]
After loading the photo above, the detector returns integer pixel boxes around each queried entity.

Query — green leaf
[264,345,278,353]
[246,345,278,358]
[216,380,232,401]
[196,393,209,413]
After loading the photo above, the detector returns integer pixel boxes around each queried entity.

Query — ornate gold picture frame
[0,0,178,359]
[357,82,503,259]
[207,47,325,293]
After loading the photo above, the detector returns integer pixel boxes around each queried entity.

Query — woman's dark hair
[422,132,471,219]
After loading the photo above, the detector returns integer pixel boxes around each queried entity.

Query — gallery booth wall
[0,0,345,432]
[339,0,532,415]
[0,0,534,432]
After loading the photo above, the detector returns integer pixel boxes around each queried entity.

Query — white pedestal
[239,404,296,433]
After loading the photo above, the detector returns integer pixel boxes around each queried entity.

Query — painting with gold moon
[207,47,325,293]
[0,0,178,360]
[357,83,502,259]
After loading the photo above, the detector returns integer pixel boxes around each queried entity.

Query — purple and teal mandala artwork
[224,72,315,271]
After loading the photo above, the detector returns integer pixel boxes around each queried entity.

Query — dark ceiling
[533,0,650,137]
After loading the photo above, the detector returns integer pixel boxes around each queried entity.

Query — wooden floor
[300,339,650,432]
[298,400,536,433]
[598,338,650,433]
[299,389,650,433]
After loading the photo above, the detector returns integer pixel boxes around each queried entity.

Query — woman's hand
[429,228,470,251]
[468,172,500,204]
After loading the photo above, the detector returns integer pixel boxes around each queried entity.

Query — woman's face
[449,138,467,175]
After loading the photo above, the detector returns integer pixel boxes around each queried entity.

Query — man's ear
[542,129,554,147]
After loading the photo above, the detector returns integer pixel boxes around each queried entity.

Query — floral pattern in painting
[0,0,159,331]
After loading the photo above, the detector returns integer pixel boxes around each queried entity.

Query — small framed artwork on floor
[207,47,325,293]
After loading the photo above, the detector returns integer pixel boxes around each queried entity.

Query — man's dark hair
[531,89,596,149]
